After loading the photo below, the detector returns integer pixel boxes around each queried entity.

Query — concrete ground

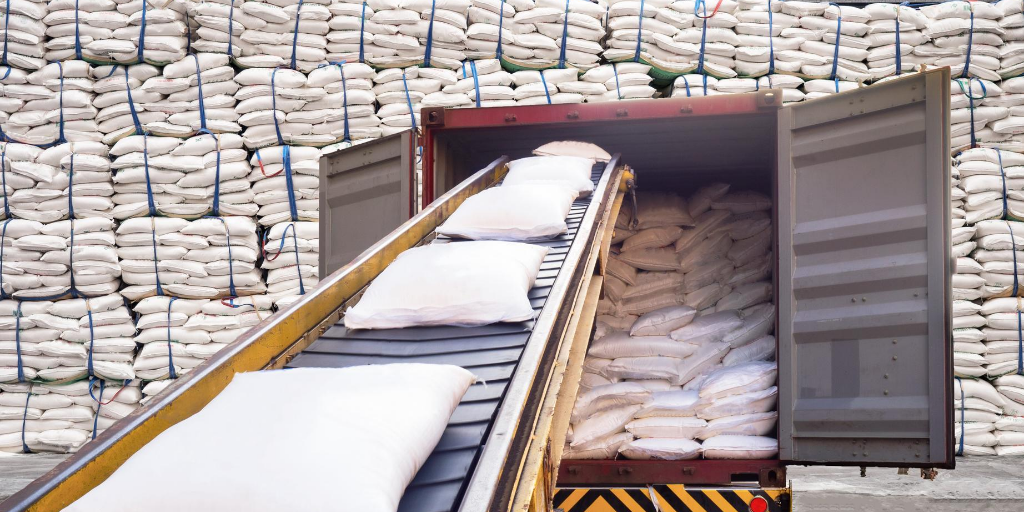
[1,455,1022,510]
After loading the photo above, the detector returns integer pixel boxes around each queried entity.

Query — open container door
[777,68,952,468]
[319,131,417,276]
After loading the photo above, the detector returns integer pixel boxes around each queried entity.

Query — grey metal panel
[777,69,952,467]
[319,131,414,277]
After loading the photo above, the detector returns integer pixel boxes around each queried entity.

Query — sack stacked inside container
[579,63,656,103]
[92,63,166,145]
[566,185,779,461]
[116,216,266,302]
[109,133,255,219]
[5,61,99,146]
[423,59,514,108]
[510,67,583,106]
[234,0,332,71]
[0,0,48,71]
[80,0,190,66]
[143,54,240,138]
[374,66,455,136]
[133,295,272,401]
[189,0,255,57]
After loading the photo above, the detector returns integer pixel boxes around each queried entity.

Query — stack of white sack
[109,133,255,219]
[4,61,99,146]
[732,0,802,77]
[0,217,120,301]
[0,0,47,71]
[670,74,718,97]
[249,145,320,227]
[953,148,1023,225]
[800,78,860,101]
[998,0,1024,79]
[374,66,456,136]
[466,0,605,71]
[92,63,166,145]
[133,295,273,401]
[920,1,1004,83]
[423,59,514,108]
[602,0,681,70]
[670,73,804,103]
[0,380,142,453]
[992,374,1024,455]
[7,141,113,223]
[566,184,778,460]
[952,157,967,229]
[579,63,655,103]
[985,77,1024,144]
[324,0,379,62]
[261,221,318,308]
[861,2,930,80]
[189,0,256,57]
[232,0,331,71]
[116,216,266,302]
[954,376,1008,455]
[79,0,190,66]
[949,78,1009,153]
[979,298,1024,379]
[363,0,470,70]
[510,67,583,106]
[972,219,1024,299]
[0,143,42,220]
[303,62,381,143]
[789,3,872,83]
[139,54,239,139]
[43,0,118,62]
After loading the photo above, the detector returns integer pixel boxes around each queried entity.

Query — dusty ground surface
[1,455,1022,509]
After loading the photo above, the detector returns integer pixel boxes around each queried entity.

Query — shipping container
[0,68,951,512]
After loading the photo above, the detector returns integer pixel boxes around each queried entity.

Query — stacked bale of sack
[565,185,778,460]
[510,67,584,105]
[423,59,514,108]
[3,61,99,146]
[374,65,455,135]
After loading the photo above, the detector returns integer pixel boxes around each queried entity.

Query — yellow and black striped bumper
[553,485,791,512]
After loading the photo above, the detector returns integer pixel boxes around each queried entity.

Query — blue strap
[1,146,9,218]
[166,296,177,379]
[695,1,708,76]
[68,155,75,219]
[0,220,9,299]
[955,376,964,456]
[90,379,105,440]
[20,389,31,453]
[198,128,222,216]
[191,55,208,132]
[956,78,986,149]
[125,68,143,134]
[358,1,367,63]
[150,216,164,297]
[558,0,570,69]
[290,0,305,69]
[272,223,306,296]
[271,68,284,145]
[1,0,9,67]
[469,61,481,107]
[702,73,708,96]
[423,0,437,68]
[767,0,775,75]
[283,145,298,221]
[894,3,907,75]
[633,0,645,62]
[14,302,24,382]
[401,71,417,133]
[74,0,83,60]
[104,65,120,78]
[142,134,157,217]
[612,63,622,100]
[137,0,148,62]
[539,72,552,104]
[209,217,237,297]
[682,77,691,97]
[185,7,191,55]
[227,1,236,58]
[335,62,351,142]
[56,62,66,144]
[1000,149,1008,220]
[495,0,505,60]
[1016,299,1023,375]
[828,4,841,81]
[86,309,96,378]
[1009,220,1020,297]
[961,6,974,79]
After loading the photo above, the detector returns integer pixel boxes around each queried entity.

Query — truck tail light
[749,495,769,512]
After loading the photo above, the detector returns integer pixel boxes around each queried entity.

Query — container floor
[1,455,1022,509]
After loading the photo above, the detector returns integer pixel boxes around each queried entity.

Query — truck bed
[285,165,604,512]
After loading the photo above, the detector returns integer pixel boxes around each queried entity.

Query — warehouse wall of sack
[2,0,1023,454]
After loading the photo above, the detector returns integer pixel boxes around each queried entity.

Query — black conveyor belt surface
[285,165,605,512]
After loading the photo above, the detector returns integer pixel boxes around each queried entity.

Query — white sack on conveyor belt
[62,364,475,512]
[343,240,548,329]
[500,155,595,195]
[436,183,578,241]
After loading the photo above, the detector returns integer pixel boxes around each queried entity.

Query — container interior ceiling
[433,111,777,193]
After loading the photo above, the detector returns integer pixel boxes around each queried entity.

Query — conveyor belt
[285,165,606,512]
